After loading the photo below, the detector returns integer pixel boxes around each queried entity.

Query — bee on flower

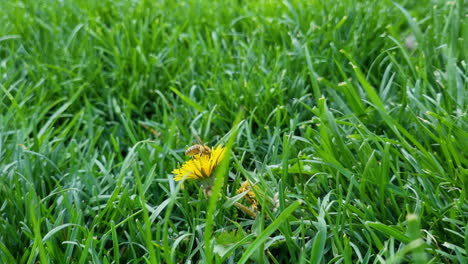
[185,143,211,157]
[184,136,212,158]
[172,144,226,196]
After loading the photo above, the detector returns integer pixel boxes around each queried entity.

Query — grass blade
[238,200,302,264]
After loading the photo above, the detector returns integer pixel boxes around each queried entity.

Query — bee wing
[195,134,204,145]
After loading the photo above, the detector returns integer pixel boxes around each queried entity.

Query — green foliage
[0,0,466,263]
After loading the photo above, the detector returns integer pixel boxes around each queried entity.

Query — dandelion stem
[234,202,257,218]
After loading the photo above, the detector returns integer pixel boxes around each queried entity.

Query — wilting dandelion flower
[236,180,260,211]
[172,145,226,184]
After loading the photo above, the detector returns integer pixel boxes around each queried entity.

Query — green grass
[0,0,467,263]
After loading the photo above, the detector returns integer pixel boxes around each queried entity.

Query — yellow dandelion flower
[236,180,260,211]
[172,145,226,182]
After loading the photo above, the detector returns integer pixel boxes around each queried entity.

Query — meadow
[0,0,467,263]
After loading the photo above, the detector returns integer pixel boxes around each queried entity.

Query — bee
[185,136,211,157]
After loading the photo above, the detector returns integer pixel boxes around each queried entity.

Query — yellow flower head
[172,145,226,182]
[236,180,260,211]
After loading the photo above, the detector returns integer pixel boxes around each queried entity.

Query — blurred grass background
[0,0,467,263]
